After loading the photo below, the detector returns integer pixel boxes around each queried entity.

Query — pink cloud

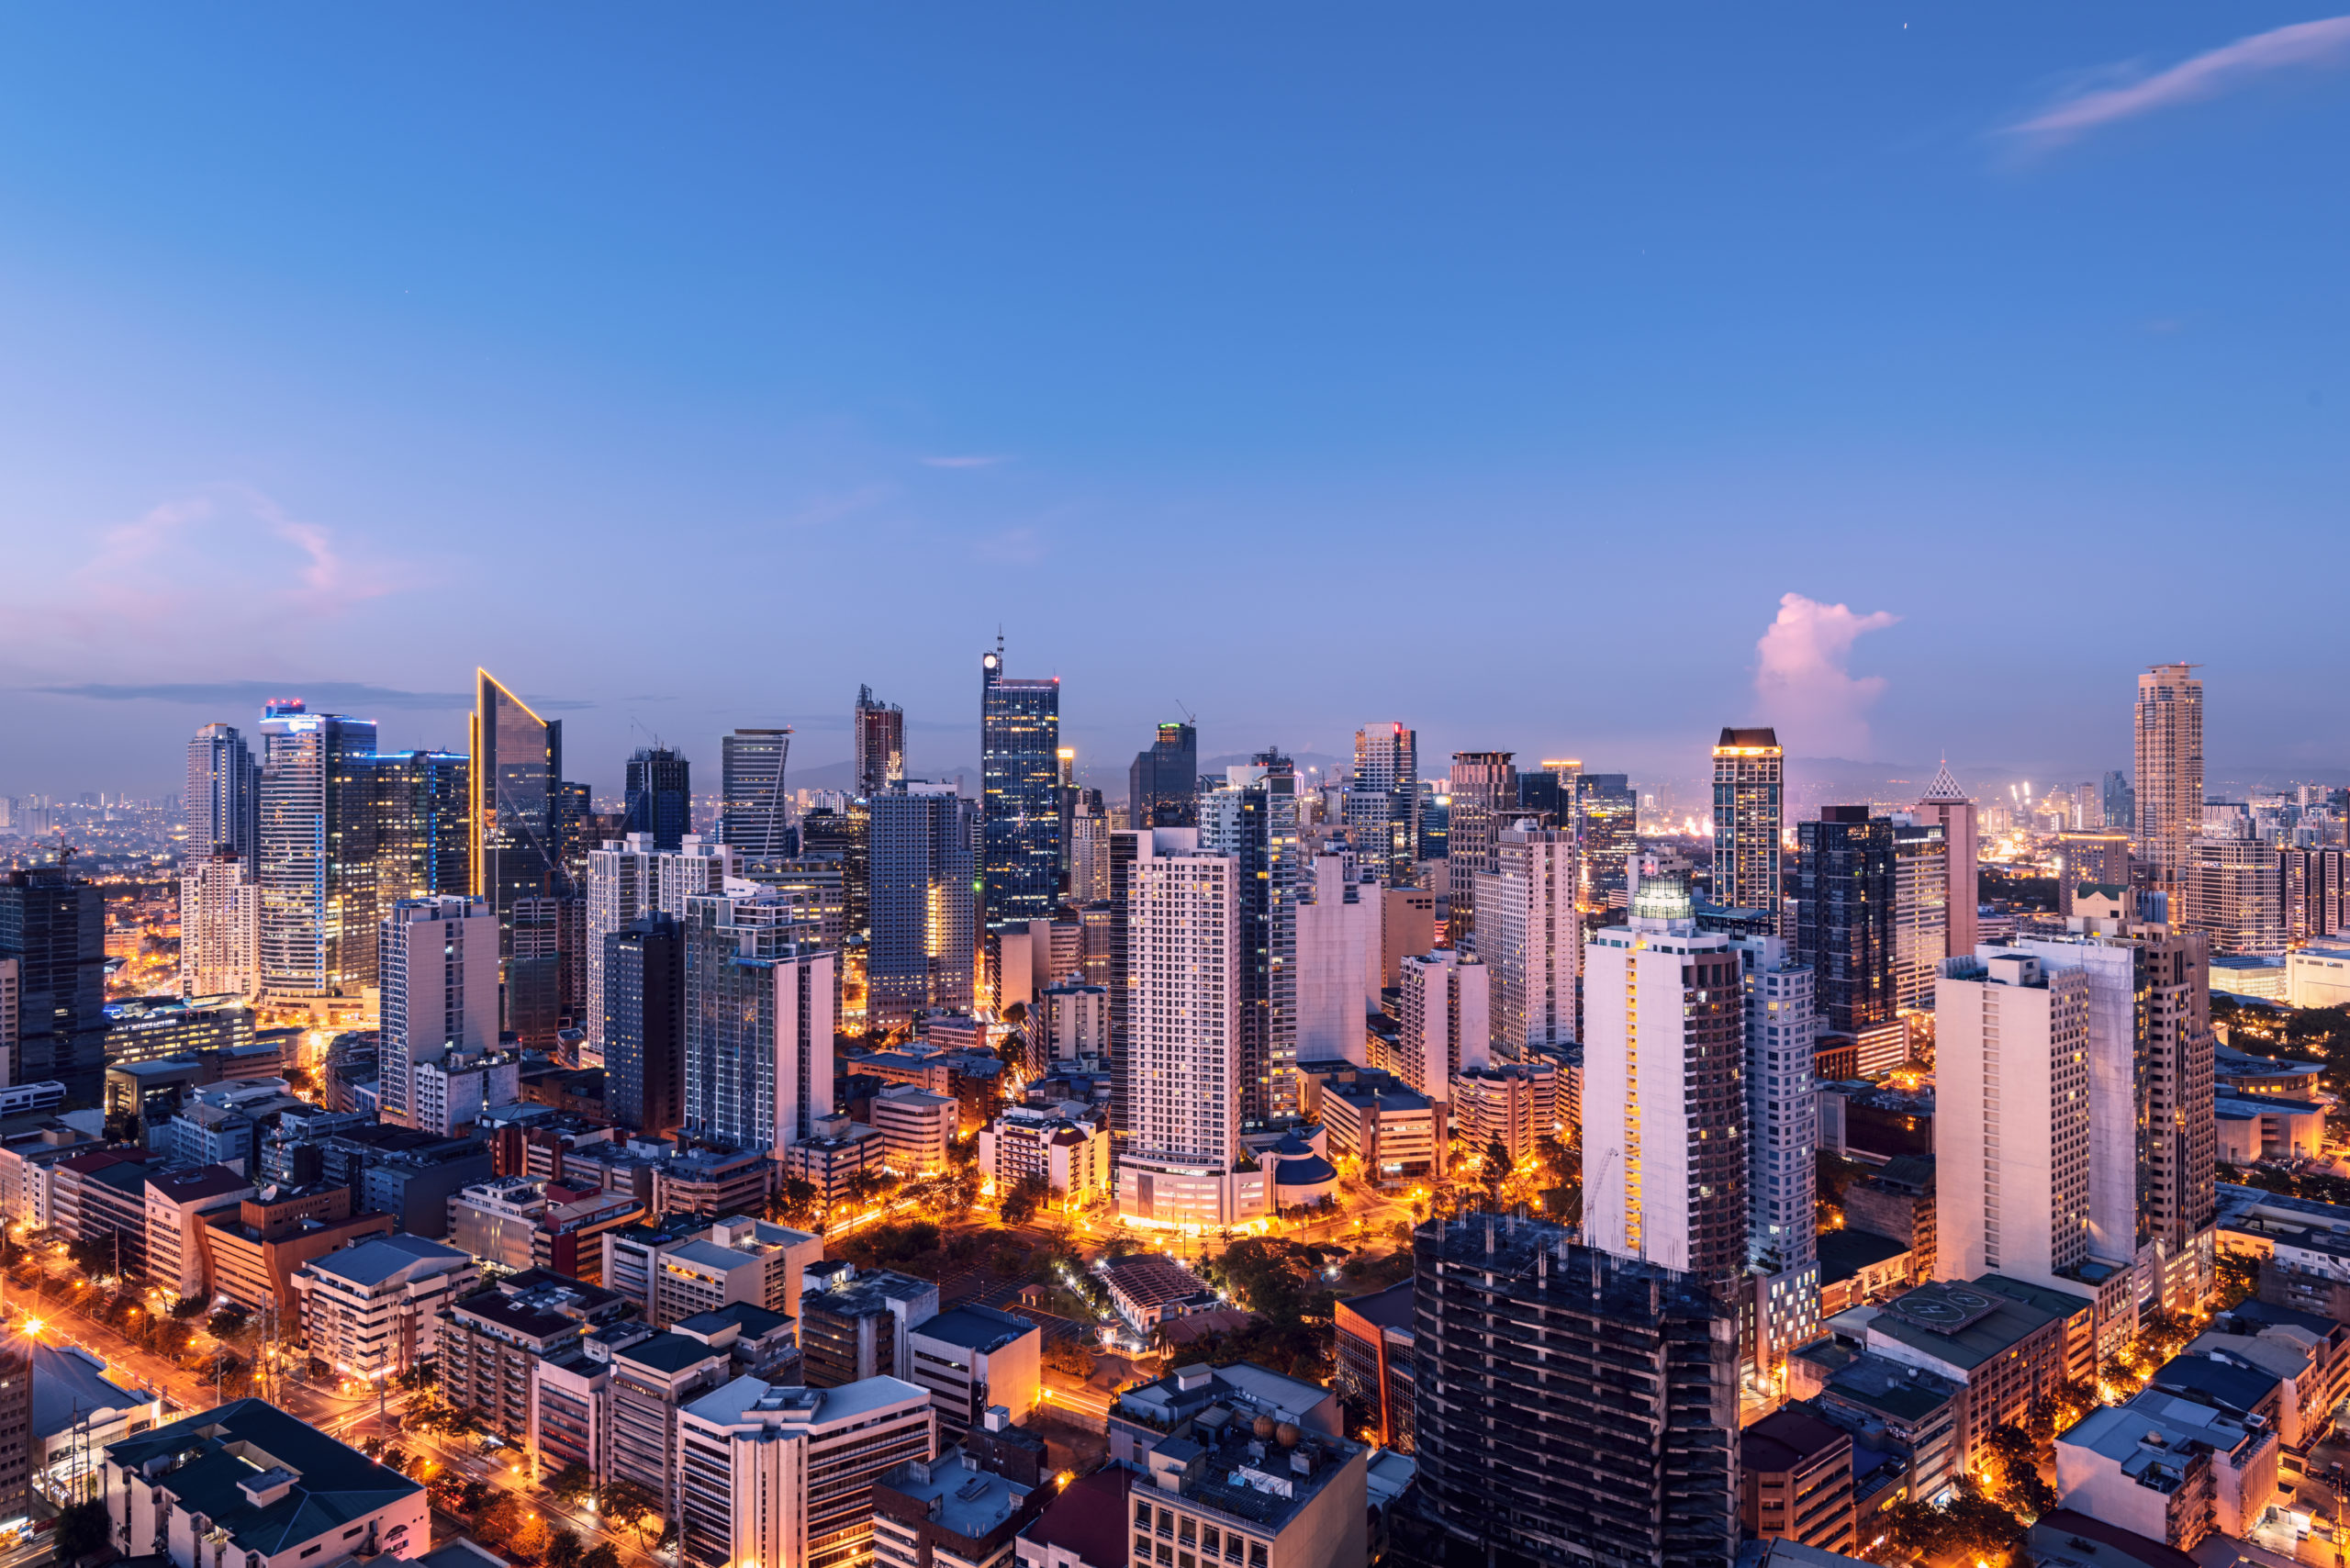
[2009,16,2350,148]
[1752,592,1899,759]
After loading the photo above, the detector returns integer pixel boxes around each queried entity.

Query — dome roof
[1274,1155,1337,1186]
[1272,1133,1315,1157]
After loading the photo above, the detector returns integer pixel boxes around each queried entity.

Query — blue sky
[1,6,2344,799]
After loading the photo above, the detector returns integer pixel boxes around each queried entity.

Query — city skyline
[4,7,2348,791]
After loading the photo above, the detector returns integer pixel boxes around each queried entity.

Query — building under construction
[1407,1215,1739,1568]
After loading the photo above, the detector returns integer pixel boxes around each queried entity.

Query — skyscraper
[1478,820,1580,1058]
[2054,829,2132,914]
[1710,728,1785,914]
[854,686,905,799]
[373,750,470,905]
[682,887,834,1152]
[180,847,260,999]
[867,784,978,1027]
[258,700,382,1002]
[1067,796,1111,906]
[1292,850,1377,1067]
[186,723,257,866]
[2183,836,2284,955]
[1910,760,1980,965]
[1127,722,1198,830]
[1933,949,2092,1286]
[1199,752,1301,1119]
[1575,772,1639,913]
[1738,935,1818,1373]
[719,729,794,858]
[585,832,736,1058]
[1889,815,1949,1021]
[1350,723,1418,885]
[1445,752,1516,952]
[378,896,500,1129]
[979,640,1061,927]
[1398,950,1488,1114]
[606,914,685,1137]
[0,867,106,1092]
[1409,1215,1737,1568]
[2102,770,2136,840]
[623,746,693,853]
[2135,664,2205,890]
[1113,832,1265,1227]
[472,671,567,1045]
[1794,807,1896,1042]
[1582,873,1746,1298]
[2280,846,2347,942]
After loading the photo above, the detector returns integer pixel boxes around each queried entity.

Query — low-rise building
[1841,1157,1935,1285]
[436,1270,632,1445]
[446,1176,647,1282]
[52,1148,161,1276]
[1815,1230,1913,1317]
[101,1398,429,1568]
[2215,1092,2328,1164]
[801,1260,941,1386]
[600,1213,821,1328]
[2057,1387,2277,1547]
[781,1113,890,1208]
[655,1146,772,1216]
[0,1114,106,1229]
[142,1165,254,1298]
[1103,1254,1216,1333]
[203,1186,394,1333]
[294,1234,479,1380]
[1853,1275,2089,1473]
[1015,1464,1135,1568]
[1740,1406,1857,1557]
[979,1108,1110,1210]
[872,1437,1054,1568]
[676,1375,936,1568]
[1447,1062,1557,1164]
[875,1084,958,1177]
[1315,1073,1442,1183]
[1786,1342,1964,1551]
[33,1342,160,1504]
[907,1305,1041,1440]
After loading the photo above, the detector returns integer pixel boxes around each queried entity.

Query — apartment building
[904,1305,1040,1440]
[203,1186,394,1332]
[141,1165,253,1299]
[873,1084,957,1177]
[293,1235,479,1380]
[801,1260,941,1386]
[436,1271,632,1445]
[676,1375,935,1568]
[977,1108,1110,1208]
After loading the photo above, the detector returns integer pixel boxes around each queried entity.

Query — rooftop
[33,1343,150,1439]
[102,1399,422,1559]
[1021,1463,1132,1568]
[1816,1227,1910,1285]
[1740,1407,1849,1473]
[307,1234,472,1288]
[1102,1254,1211,1307]
[1866,1276,2088,1372]
[1337,1280,1414,1334]
[682,1372,927,1429]
[2146,1350,2279,1416]
[877,1446,1035,1540]
[914,1305,1035,1355]
[146,1165,255,1205]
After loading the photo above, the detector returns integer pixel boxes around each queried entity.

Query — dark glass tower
[372,750,470,904]
[979,639,1061,928]
[256,701,383,1000]
[1200,750,1299,1121]
[605,913,684,1136]
[623,746,692,853]
[186,723,258,868]
[720,729,793,858]
[854,686,904,799]
[1794,806,1897,1036]
[802,805,870,946]
[868,785,978,1025]
[472,669,565,1045]
[1127,722,1198,829]
[1577,772,1639,912]
[0,867,106,1095]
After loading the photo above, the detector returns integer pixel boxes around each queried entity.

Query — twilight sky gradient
[1,6,2344,799]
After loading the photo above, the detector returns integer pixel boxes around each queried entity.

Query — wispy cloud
[26,681,592,712]
[920,454,1010,469]
[2007,16,2350,149]
[1752,593,1899,760]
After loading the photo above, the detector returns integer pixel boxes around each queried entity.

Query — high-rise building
[2135,664,2205,890]
[1477,820,1580,1058]
[979,641,1062,929]
[1890,816,1948,1018]
[606,913,685,1137]
[623,746,693,853]
[1113,833,1266,1228]
[1581,873,1746,1298]
[586,834,738,1057]
[1738,935,1818,1374]
[854,686,905,799]
[0,1326,31,1522]
[472,672,567,1044]
[2280,846,2348,942]
[1933,950,2091,1286]
[800,805,871,954]
[2054,829,2132,914]
[378,896,500,1129]
[1795,808,1896,1042]
[2183,836,2284,955]
[1199,753,1301,1119]
[1399,950,1488,1107]
[186,723,257,866]
[1350,723,1418,884]
[1444,753,1516,952]
[1911,760,1980,967]
[2102,770,2136,840]
[675,1374,934,1568]
[1128,722,1198,831]
[0,867,106,1092]
[369,749,470,914]
[1067,798,1111,906]
[682,888,835,1153]
[1410,1215,1738,1568]
[867,785,978,1027]
[1575,772,1639,913]
[1293,850,1377,1068]
[180,847,261,999]
[719,729,794,858]
[257,700,382,1002]
[1712,728,1785,916]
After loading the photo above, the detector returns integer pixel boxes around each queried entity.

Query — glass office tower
[472,669,566,1044]
[979,639,1062,928]
[623,745,692,853]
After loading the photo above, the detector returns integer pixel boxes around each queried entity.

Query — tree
[1043,1336,1097,1378]
[65,1234,114,1279]
[208,1305,252,1340]
[1481,1137,1513,1206]
[458,1480,493,1517]
[546,1462,598,1507]
[1000,1173,1052,1226]
[545,1528,583,1568]
[580,1547,621,1568]
[599,1478,663,1547]
[170,1293,208,1319]
[55,1499,109,1563]
[770,1176,822,1229]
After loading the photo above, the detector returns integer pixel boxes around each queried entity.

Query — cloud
[920,454,1010,469]
[1752,593,1899,759]
[2007,16,2350,148]
[24,680,595,712]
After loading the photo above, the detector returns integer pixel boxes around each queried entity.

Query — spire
[1920,757,1966,802]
